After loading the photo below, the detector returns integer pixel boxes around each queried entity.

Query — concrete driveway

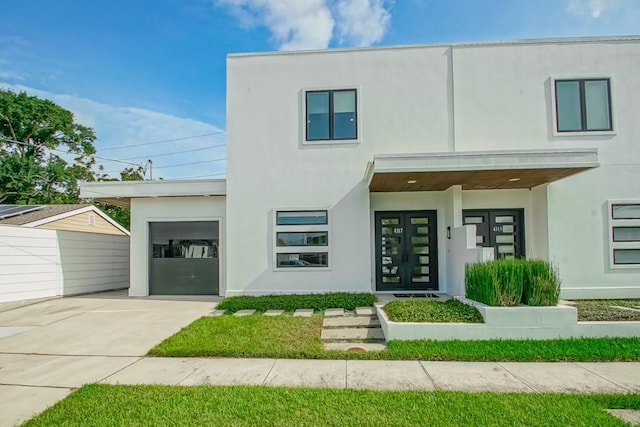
[0,290,216,426]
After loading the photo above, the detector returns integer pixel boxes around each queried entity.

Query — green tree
[0,89,96,204]
[0,89,142,230]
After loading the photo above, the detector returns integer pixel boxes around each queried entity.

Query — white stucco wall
[452,40,640,297]
[129,196,226,296]
[226,37,640,297]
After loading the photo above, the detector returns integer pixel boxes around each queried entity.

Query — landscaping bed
[383,299,483,323]
[24,384,640,426]
[148,315,640,361]
[217,292,376,313]
[568,300,640,322]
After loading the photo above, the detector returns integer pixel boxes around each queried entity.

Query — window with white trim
[306,89,357,141]
[274,210,329,269]
[555,78,612,132]
[609,202,640,267]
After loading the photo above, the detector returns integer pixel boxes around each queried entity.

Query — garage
[149,221,219,295]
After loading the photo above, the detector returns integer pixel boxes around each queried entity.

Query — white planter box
[376,300,640,341]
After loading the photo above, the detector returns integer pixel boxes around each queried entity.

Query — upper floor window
[306,89,357,141]
[555,79,612,132]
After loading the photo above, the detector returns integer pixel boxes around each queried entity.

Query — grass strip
[24,384,640,427]
[384,299,483,323]
[148,316,640,361]
[217,293,376,312]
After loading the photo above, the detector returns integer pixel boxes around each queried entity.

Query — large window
[609,202,640,267]
[274,209,329,269]
[306,89,357,141]
[555,79,612,132]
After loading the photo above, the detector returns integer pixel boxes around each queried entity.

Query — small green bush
[523,260,561,306]
[466,259,560,307]
[217,292,376,313]
[466,259,523,306]
[384,299,484,323]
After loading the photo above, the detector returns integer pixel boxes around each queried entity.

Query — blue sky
[1,0,638,179]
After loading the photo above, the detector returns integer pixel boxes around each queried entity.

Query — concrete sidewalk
[1,292,639,426]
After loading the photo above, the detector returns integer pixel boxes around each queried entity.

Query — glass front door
[375,211,438,291]
[463,209,525,259]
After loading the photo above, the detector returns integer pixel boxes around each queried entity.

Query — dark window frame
[305,89,357,141]
[613,249,640,265]
[276,210,328,226]
[276,252,329,268]
[613,227,640,243]
[612,204,640,220]
[555,78,612,132]
[276,231,329,247]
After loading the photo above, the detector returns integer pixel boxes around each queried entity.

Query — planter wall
[377,299,640,341]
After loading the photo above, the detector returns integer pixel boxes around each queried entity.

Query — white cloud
[335,0,391,46]
[216,0,392,50]
[566,0,622,19]
[0,83,226,180]
[217,0,335,50]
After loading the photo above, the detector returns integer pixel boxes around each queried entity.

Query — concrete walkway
[1,292,639,426]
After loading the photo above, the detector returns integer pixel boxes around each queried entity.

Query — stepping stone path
[210,306,386,352]
[234,309,256,316]
[293,309,314,317]
[264,310,285,316]
[324,308,345,317]
[321,306,386,352]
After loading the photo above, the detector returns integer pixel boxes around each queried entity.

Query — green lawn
[384,299,483,323]
[217,292,376,312]
[148,316,640,361]
[569,299,640,321]
[23,384,640,427]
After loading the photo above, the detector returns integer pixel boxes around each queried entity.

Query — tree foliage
[0,89,96,204]
[0,89,143,229]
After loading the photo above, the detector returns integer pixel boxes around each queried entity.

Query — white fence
[0,225,129,303]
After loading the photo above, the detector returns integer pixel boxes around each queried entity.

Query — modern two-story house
[81,36,640,299]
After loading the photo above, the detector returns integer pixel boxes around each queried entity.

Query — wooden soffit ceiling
[367,149,599,192]
[369,167,591,192]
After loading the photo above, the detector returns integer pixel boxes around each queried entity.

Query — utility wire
[152,157,226,169]
[119,143,226,160]
[97,131,225,151]
[1,137,143,167]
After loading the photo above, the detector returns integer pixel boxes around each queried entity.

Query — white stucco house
[81,35,640,299]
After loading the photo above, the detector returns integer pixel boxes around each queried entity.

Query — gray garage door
[149,221,219,295]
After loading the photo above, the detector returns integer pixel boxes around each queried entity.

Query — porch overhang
[365,149,599,192]
[79,179,226,208]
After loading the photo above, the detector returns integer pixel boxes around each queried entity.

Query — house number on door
[492,226,503,232]
[394,228,403,234]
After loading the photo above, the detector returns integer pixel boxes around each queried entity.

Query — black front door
[463,209,525,259]
[375,211,438,291]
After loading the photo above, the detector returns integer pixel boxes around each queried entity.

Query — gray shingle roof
[0,204,91,225]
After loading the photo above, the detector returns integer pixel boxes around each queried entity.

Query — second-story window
[555,78,612,132]
[306,89,357,141]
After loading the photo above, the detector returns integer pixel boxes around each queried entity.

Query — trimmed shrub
[465,259,561,307]
[217,292,376,313]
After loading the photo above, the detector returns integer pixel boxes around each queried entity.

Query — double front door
[375,211,438,291]
[463,209,525,259]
